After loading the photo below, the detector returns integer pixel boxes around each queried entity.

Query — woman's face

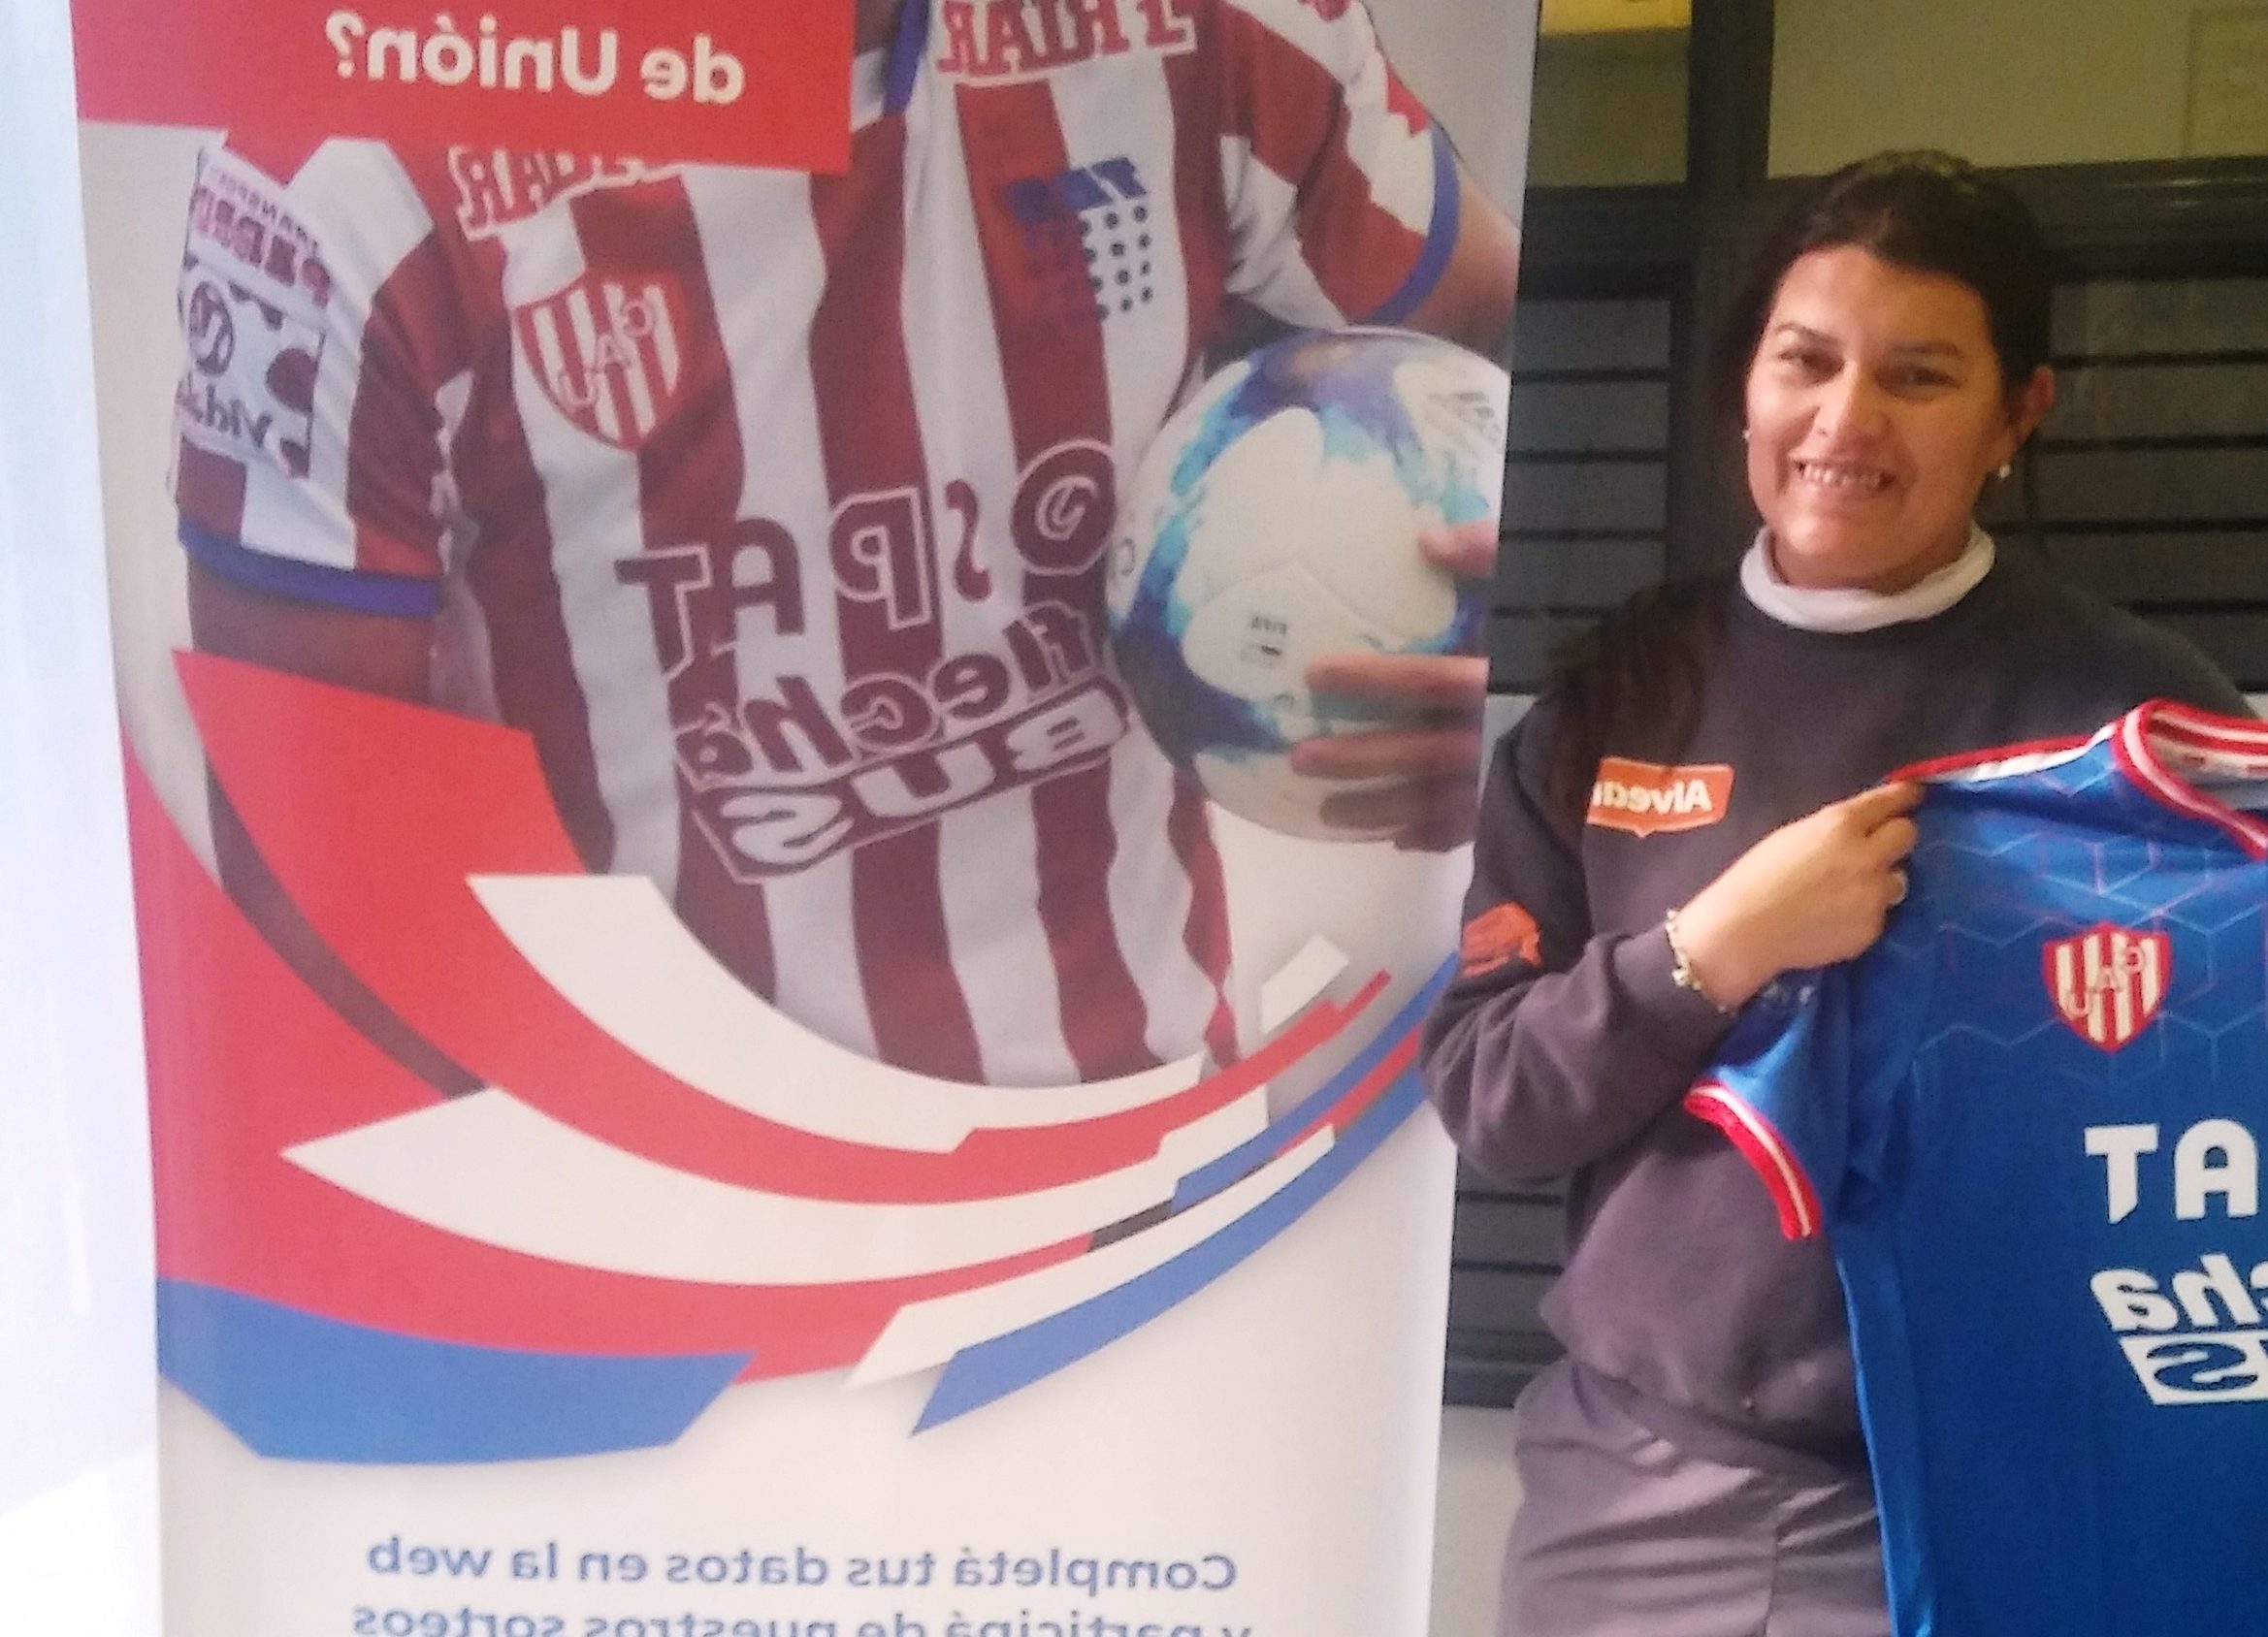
[1742,244,2052,594]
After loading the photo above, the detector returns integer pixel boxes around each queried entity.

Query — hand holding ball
[1106,328,1508,842]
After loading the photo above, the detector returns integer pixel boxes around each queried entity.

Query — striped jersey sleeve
[172,138,465,619]
[1203,0,1457,328]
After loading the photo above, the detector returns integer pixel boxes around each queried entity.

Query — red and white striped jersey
[172,0,1459,1085]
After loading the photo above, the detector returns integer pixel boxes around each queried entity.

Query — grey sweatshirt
[1422,548,2249,1469]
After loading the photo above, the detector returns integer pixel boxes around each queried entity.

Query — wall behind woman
[1370,0,1539,210]
[1525,0,2268,193]
[1773,0,2268,171]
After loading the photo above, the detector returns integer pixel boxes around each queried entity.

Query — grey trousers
[1499,1361,1892,1637]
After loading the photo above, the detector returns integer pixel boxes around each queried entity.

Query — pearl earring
[1997,463,2012,480]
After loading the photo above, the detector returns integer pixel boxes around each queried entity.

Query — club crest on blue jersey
[2044,923,2170,1051]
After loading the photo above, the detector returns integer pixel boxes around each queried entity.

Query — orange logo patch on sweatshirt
[1586,757,1734,838]
[1461,901,1543,977]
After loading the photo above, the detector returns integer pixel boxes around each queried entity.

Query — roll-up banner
[0,6,160,1634]
[65,0,1535,1631]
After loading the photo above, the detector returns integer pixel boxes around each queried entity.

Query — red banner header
[73,0,852,172]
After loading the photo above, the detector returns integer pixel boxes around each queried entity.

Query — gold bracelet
[1663,907,1733,1014]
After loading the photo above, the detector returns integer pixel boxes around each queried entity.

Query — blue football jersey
[1686,701,2268,1637]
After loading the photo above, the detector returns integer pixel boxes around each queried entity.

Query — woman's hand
[1291,521,1495,851]
[1671,781,1924,1009]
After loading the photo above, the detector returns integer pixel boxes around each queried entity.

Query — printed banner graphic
[71,0,1536,1628]
[140,653,1441,1459]
[73,0,853,170]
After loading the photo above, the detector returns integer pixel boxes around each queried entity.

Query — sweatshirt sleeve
[1420,697,1738,1184]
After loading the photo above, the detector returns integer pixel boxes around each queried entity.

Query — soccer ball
[1105,327,1507,840]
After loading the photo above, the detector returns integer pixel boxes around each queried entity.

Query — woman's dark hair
[1542,150,2056,823]
[1712,148,2054,422]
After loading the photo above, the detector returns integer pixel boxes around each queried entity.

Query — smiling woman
[1743,245,2054,594]
[1728,154,2058,599]
[1421,150,2252,1637]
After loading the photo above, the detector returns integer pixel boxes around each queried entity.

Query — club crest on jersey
[1586,758,1733,838]
[2045,924,2170,1051]
[514,273,688,452]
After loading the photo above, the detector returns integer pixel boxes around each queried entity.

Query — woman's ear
[2003,365,2056,462]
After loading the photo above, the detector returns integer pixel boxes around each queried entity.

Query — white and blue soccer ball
[1106,327,1508,840]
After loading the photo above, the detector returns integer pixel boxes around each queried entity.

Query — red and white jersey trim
[1892,702,2268,860]
[2112,701,2268,858]
[1683,1080,1823,1241]
[1888,731,2096,787]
